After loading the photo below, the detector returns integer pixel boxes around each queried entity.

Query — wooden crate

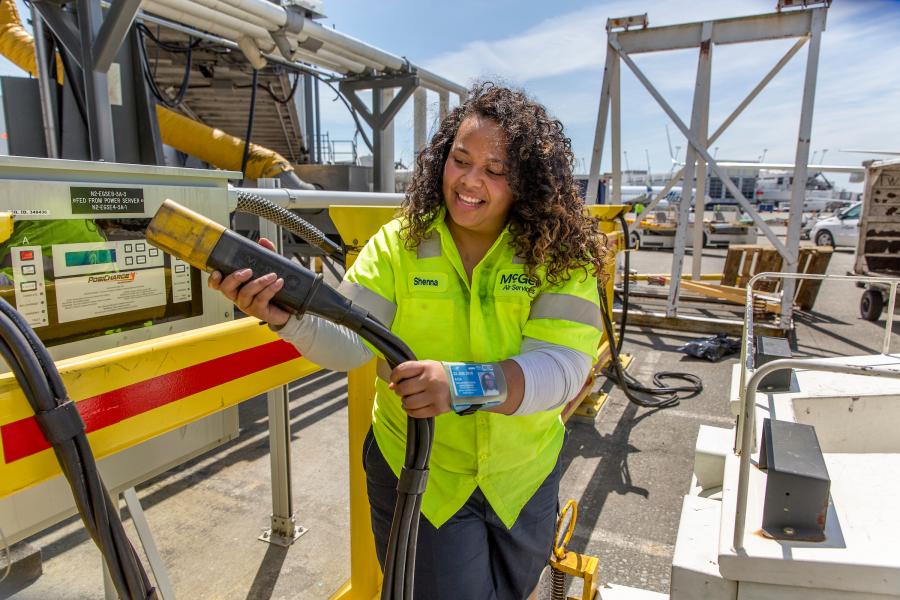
[721,244,833,310]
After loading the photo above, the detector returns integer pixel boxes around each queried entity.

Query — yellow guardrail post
[564,205,630,421]
[328,206,398,600]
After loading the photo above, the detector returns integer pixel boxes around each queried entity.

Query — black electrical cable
[239,69,260,185]
[136,23,194,108]
[51,29,88,129]
[235,72,301,105]
[313,75,374,154]
[0,299,156,599]
[599,213,703,409]
[265,72,300,105]
[352,316,432,600]
[148,199,435,599]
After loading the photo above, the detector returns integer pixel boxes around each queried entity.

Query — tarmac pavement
[7,244,897,600]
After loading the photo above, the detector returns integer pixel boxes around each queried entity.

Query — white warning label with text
[55,268,167,323]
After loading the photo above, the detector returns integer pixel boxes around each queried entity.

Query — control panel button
[19,250,34,261]
[125,257,133,266]
[136,256,147,264]
[149,248,159,257]
[136,243,146,252]
[21,265,36,275]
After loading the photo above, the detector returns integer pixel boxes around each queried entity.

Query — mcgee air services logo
[496,270,537,294]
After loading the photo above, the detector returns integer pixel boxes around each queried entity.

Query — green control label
[71,187,145,214]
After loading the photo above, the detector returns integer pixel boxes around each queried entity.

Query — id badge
[445,362,505,413]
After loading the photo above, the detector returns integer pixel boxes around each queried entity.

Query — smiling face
[441,115,514,241]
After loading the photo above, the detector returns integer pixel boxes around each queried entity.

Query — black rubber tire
[860,289,884,321]
[815,230,835,247]
[630,231,641,249]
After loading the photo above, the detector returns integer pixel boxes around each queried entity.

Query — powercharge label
[54,267,166,323]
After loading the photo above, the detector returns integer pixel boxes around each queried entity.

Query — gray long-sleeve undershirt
[274,314,593,416]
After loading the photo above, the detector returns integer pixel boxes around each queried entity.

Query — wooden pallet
[721,244,833,310]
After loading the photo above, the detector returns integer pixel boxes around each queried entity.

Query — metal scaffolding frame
[587,6,829,326]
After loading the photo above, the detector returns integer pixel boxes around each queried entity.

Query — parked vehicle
[853,159,900,321]
[809,201,861,247]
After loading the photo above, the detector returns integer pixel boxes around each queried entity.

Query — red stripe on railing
[1,339,301,463]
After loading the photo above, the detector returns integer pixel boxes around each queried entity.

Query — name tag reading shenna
[408,272,448,292]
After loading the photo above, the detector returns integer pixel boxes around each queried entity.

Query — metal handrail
[733,271,900,550]
[738,272,899,416]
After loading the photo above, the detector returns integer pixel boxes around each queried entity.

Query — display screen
[65,248,117,267]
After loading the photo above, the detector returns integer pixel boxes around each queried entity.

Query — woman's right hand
[206,237,292,326]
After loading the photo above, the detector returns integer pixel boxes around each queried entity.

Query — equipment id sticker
[447,363,501,398]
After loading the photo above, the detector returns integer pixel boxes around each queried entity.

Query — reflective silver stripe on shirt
[337,281,397,327]
[376,357,391,382]
[416,234,442,259]
[512,254,526,265]
[528,293,602,330]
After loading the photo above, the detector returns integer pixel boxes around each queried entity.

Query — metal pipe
[626,36,807,233]
[188,0,272,30]
[413,87,427,157]
[299,18,404,71]
[587,45,618,205]
[30,5,59,158]
[611,38,788,258]
[228,186,404,210]
[781,9,827,326]
[141,2,243,42]
[733,357,900,551]
[77,0,116,161]
[737,271,900,453]
[216,0,286,27]
[315,38,387,72]
[885,282,897,356]
[132,9,331,77]
[150,0,271,41]
[610,54,621,204]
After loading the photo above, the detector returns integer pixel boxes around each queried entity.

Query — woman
[211,82,608,599]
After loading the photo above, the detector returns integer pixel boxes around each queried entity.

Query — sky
[2,0,899,192]
[313,0,900,191]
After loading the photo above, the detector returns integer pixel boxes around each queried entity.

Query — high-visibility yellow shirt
[342,213,602,528]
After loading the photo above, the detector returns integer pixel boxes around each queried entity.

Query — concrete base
[692,425,732,491]
[670,496,735,600]
[0,541,42,598]
[600,582,669,599]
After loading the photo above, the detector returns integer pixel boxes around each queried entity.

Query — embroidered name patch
[408,272,448,292]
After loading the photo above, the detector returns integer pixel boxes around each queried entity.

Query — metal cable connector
[235,191,343,258]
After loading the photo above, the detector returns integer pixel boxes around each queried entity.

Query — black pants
[363,429,562,600]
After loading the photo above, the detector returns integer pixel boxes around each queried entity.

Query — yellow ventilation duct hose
[154,105,295,180]
[0,0,297,181]
[0,0,62,82]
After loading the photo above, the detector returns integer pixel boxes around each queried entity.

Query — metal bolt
[783,527,795,536]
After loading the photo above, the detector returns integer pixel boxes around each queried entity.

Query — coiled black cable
[0,299,155,599]
[598,213,703,409]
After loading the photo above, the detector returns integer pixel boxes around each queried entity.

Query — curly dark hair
[401,82,608,288]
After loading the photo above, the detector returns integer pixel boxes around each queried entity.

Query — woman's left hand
[389,360,453,418]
